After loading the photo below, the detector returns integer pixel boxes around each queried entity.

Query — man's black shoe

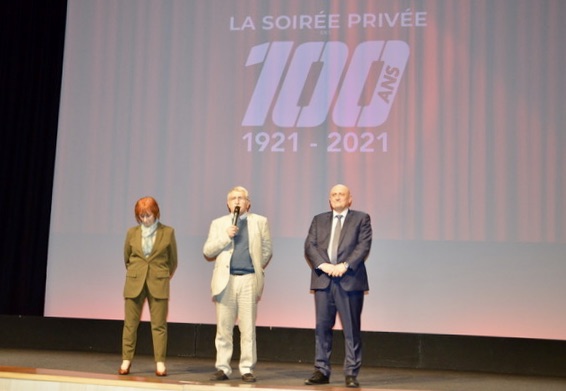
[210,370,228,381]
[345,375,359,388]
[304,370,329,385]
[242,373,256,382]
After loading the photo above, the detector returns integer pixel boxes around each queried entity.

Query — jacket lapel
[246,214,256,249]
[133,226,144,256]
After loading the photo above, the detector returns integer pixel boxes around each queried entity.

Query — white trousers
[214,274,258,376]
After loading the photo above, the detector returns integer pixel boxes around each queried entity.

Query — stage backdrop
[46,0,566,340]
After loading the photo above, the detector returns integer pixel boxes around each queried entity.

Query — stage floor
[1,348,565,391]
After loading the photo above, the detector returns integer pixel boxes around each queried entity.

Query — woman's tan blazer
[123,223,178,299]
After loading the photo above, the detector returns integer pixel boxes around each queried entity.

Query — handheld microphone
[232,205,241,226]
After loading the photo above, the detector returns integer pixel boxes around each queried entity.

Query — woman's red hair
[134,196,160,223]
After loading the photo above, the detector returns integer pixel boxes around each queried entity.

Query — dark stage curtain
[0,2,67,315]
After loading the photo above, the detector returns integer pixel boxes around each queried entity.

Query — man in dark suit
[304,184,372,388]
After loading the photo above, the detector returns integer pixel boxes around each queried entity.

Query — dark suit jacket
[123,223,178,299]
[305,209,372,292]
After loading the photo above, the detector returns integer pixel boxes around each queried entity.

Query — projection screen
[46,0,566,340]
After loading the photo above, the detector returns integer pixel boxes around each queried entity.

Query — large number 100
[242,40,409,128]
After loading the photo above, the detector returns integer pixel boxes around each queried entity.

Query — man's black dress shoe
[242,373,256,382]
[210,370,228,381]
[345,375,359,388]
[304,370,329,385]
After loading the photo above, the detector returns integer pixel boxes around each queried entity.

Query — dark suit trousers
[314,279,364,377]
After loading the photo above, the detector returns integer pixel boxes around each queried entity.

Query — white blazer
[203,212,272,300]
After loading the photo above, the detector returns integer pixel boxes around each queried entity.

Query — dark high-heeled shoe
[155,362,167,376]
[118,361,131,375]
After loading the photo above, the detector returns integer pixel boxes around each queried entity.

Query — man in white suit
[203,186,272,383]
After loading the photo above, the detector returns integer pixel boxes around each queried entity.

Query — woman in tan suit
[119,196,178,377]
